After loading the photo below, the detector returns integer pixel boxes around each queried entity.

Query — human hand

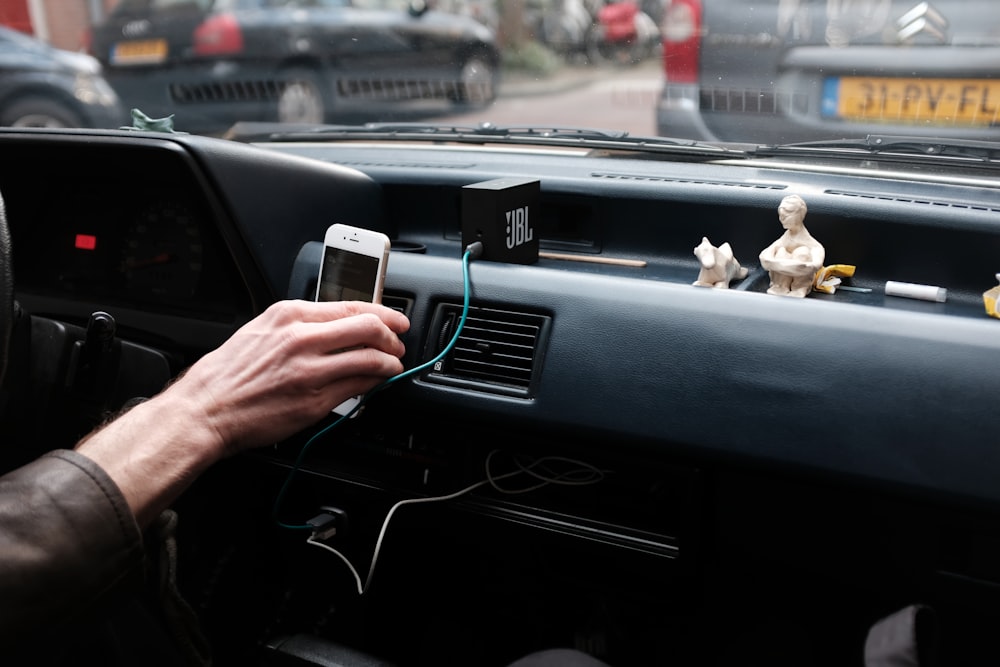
[170,299,410,456]
[76,300,408,527]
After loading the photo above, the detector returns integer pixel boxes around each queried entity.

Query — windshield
[2,1,997,154]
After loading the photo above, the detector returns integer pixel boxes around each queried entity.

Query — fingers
[321,372,394,407]
[311,344,407,393]
[260,301,410,381]
[311,312,408,358]
[267,299,409,333]
[264,313,406,371]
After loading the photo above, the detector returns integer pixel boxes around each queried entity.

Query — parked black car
[657,0,1000,144]
[0,25,125,128]
[89,0,501,134]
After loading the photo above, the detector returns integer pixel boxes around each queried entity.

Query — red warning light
[75,234,97,251]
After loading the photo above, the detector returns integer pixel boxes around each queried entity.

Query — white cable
[306,536,364,595]
[486,450,606,493]
[305,449,609,594]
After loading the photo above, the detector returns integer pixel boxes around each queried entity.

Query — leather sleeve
[0,449,145,642]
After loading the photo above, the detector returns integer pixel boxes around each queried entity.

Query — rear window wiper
[752,134,1000,167]
[225,121,749,158]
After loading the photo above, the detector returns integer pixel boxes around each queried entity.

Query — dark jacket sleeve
[0,449,145,642]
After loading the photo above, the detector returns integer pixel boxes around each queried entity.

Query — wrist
[75,388,226,527]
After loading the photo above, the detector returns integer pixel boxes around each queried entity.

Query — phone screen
[317,245,381,302]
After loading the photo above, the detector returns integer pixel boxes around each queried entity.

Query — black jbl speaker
[461,177,540,264]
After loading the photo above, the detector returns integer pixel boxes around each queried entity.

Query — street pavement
[448,58,662,136]
[499,59,660,99]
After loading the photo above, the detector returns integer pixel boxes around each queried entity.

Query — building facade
[2,0,117,51]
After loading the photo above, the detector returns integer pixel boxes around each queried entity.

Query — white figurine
[693,237,749,289]
[758,194,825,297]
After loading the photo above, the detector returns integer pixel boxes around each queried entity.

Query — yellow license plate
[828,77,1000,126]
[111,39,168,65]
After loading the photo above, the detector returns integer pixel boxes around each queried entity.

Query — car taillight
[661,0,701,84]
[193,13,243,56]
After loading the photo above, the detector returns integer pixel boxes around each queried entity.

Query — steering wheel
[0,188,12,389]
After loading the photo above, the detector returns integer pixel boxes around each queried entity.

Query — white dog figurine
[693,237,749,289]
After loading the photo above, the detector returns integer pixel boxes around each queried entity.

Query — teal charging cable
[273,243,481,529]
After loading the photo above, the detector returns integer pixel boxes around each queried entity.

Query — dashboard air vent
[825,189,1000,214]
[381,293,414,317]
[591,172,786,190]
[422,305,550,398]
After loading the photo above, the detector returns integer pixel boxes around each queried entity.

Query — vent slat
[454,348,534,364]
[455,338,535,353]
[453,361,533,382]
[458,334,535,345]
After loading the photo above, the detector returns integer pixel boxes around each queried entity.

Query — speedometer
[121,198,204,300]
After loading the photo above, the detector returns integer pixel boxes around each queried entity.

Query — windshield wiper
[226,121,749,158]
[752,134,1000,167]
[334,121,634,140]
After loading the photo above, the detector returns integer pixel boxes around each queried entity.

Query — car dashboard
[3,127,1000,666]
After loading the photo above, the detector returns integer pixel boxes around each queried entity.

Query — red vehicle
[587,0,660,65]
[600,1,640,40]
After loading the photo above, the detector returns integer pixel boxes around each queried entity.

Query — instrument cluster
[9,175,247,321]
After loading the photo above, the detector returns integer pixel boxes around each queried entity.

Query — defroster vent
[423,304,550,398]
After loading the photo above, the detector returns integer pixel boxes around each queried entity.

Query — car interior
[2,124,1000,667]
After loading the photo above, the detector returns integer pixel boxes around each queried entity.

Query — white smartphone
[315,223,391,416]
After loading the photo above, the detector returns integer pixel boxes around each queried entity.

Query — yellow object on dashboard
[813,264,856,294]
[984,275,1000,319]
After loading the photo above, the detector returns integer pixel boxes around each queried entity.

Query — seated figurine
[758,194,825,297]
[693,237,748,289]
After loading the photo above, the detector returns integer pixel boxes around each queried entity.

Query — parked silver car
[656,0,1000,143]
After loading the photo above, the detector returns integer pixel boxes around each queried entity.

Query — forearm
[0,450,144,642]
[75,383,226,528]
